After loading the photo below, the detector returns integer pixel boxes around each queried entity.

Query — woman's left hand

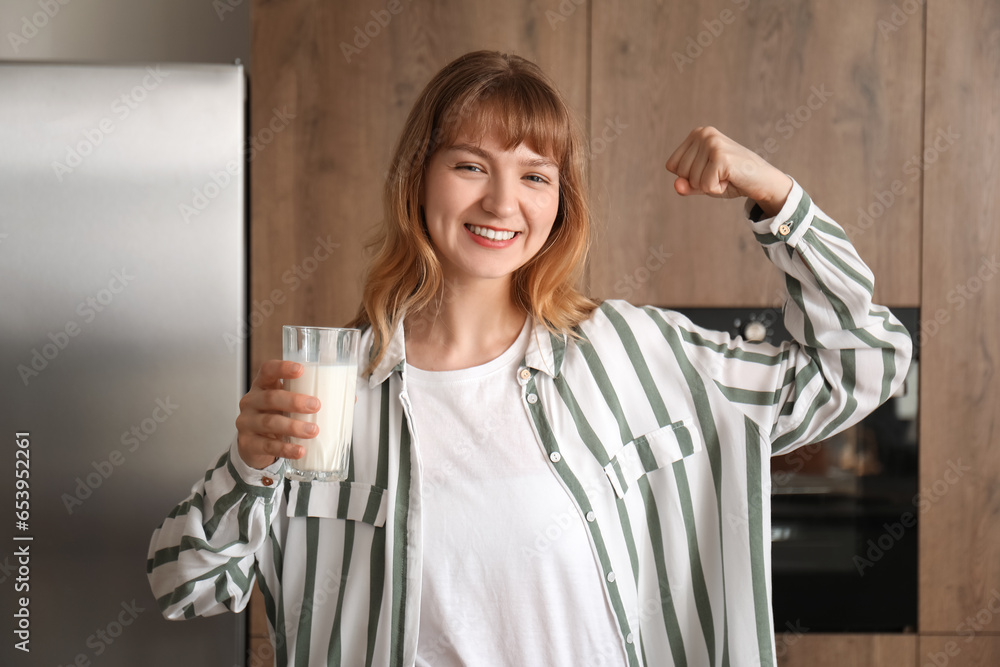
[665,126,793,217]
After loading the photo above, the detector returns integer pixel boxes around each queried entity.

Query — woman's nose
[481,175,519,219]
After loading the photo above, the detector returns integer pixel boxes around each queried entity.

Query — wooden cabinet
[920,637,1000,667]
[249,0,587,373]
[248,587,270,665]
[247,1,587,664]
[775,634,916,667]
[919,0,1000,634]
[246,0,998,664]
[587,0,922,308]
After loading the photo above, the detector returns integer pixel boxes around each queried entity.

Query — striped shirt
[147,178,912,667]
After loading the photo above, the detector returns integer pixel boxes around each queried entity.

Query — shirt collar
[367,317,407,388]
[366,314,567,388]
[524,322,567,379]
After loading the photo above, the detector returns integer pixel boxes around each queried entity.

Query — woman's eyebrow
[522,155,559,170]
[447,143,558,170]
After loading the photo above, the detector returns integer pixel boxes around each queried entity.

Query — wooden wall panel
[920,636,1000,667]
[247,1,588,662]
[919,0,1000,633]
[775,634,916,667]
[245,0,1000,663]
[248,586,269,666]
[248,0,587,374]
[589,0,922,307]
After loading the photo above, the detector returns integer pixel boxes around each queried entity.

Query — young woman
[148,51,911,667]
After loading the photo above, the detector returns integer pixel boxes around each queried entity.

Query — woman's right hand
[236,360,320,470]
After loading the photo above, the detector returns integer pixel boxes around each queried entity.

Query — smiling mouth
[465,224,519,241]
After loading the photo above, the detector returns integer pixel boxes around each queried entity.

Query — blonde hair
[349,50,598,374]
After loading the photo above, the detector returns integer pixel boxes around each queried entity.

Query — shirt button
[526,393,538,404]
[778,223,791,236]
[586,511,596,522]
[261,477,274,486]
[626,633,634,644]
[549,451,562,463]
[519,368,531,381]
[607,571,616,583]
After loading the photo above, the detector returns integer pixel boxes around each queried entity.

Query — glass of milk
[281,326,361,482]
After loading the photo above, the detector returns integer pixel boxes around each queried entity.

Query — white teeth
[468,225,516,241]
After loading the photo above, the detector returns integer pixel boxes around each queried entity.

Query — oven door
[674,307,919,632]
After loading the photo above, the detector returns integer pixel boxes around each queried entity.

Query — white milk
[286,362,358,475]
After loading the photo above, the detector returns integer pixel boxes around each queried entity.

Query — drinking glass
[281,326,360,482]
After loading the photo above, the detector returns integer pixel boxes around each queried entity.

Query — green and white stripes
[146,179,911,666]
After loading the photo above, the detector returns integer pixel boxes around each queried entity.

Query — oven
[674,307,919,632]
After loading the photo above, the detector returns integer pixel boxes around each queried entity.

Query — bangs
[433,78,571,169]
[352,50,597,375]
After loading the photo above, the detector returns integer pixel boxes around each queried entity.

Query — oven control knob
[742,320,768,342]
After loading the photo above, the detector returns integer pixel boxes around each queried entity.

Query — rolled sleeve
[228,434,286,490]
[744,176,812,248]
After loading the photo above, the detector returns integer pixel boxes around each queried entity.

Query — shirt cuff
[743,176,812,248]
[228,434,285,489]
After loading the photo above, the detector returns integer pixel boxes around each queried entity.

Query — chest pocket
[285,479,389,527]
[603,418,703,499]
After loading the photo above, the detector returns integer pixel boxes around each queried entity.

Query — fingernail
[305,424,319,435]
[306,398,320,410]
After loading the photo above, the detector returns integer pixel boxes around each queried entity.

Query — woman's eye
[526,174,549,184]
[457,164,483,173]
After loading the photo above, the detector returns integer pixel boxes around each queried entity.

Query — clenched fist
[665,126,793,217]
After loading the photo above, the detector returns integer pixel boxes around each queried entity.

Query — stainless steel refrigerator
[0,62,247,666]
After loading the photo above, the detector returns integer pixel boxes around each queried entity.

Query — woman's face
[420,124,561,286]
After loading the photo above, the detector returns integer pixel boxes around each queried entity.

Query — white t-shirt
[406,318,627,667]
